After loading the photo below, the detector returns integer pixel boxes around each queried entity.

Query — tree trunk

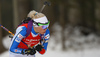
[18,0,31,21]
[85,0,95,29]
[32,0,42,12]
[68,0,82,26]
[0,0,6,53]
[59,4,66,50]
[95,0,100,34]
[1,0,14,36]
[13,0,19,29]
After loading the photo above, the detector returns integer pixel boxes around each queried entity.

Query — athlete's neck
[34,27,39,33]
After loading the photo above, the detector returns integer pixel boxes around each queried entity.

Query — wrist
[35,44,44,52]
[21,49,26,54]
[39,49,45,54]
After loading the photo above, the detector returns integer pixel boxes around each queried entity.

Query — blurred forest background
[1,0,100,54]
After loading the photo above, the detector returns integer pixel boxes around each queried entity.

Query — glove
[35,44,44,52]
[21,48,36,55]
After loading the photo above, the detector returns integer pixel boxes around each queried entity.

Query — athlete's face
[34,26,47,34]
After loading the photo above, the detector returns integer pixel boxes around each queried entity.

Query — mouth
[43,31,46,34]
[43,32,45,33]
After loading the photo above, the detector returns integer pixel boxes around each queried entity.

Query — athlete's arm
[9,26,27,54]
[39,29,50,54]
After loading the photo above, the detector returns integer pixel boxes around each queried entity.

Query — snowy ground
[1,47,100,57]
[1,23,100,57]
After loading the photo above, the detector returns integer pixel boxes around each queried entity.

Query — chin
[40,32,45,34]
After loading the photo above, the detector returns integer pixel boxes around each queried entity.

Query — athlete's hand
[21,48,36,55]
[35,44,44,52]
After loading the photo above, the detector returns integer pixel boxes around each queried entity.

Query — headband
[33,16,48,27]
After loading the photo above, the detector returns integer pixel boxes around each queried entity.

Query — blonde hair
[27,10,45,19]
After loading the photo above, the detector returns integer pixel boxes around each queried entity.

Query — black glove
[21,48,36,55]
[35,44,44,52]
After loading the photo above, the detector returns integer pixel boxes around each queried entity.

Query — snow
[2,35,11,49]
[1,48,100,57]
[0,51,9,57]
[1,23,100,57]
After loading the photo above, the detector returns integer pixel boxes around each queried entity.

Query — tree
[1,0,13,36]
[49,0,68,50]
[13,0,19,29]
[13,0,32,30]
[0,0,6,53]
[17,0,32,21]
[95,0,100,34]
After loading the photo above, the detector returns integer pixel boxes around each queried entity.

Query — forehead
[33,16,48,23]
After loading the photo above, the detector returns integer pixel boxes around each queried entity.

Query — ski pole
[0,24,14,36]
